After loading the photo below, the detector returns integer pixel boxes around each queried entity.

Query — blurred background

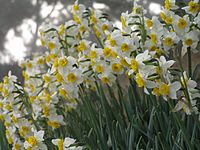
[1,0,197,82]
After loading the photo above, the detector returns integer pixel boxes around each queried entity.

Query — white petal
[145,80,157,88]
[159,56,166,64]
[38,142,48,150]
[164,60,175,68]
[192,93,200,99]
[24,141,31,149]
[169,89,177,99]
[35,131,44,141]
[173,101,184,112]
[52,139,58,145]
[144,87,149,94]
[128,69,133,76]
[125,57,131,64]
[64,137,76,147]
[187,80,197,89]
[169,82,181,99]
[170,81,181,91]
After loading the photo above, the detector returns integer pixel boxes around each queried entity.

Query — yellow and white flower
[52,137,82,150]
[182,30,199,54]
[182,0,199,16]
[24,129,47,150]
[173,15,190,36]
[162,31,179,51]
[158,81,181,100]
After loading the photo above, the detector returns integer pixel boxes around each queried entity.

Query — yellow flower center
[11,116,18,124]
[23,71,29,81]
[0,83,3,92]
[146,19,153,28]
[120,58,129,67]
[37,58,44,65]
[57,139,64,150]
[4,121,10,127]
[56,73,63,83]
[177,18,187,29]
[133,7,142,14]
[153,87,160,96]
[111,51,118,58]
[150,34,157,44]
[29,84,35,93]
[121,16,126,29]
[21,126,29,134]
[101,24,108,31]
[149,45,157,51]
[40,38,45,47]
[101,76,109,84]
[27,136,37,147]
[188,1,199,13]
[59,58,68,67]
[73,4,79,11]
[90,50,97,59]
[130,59,138,72]
[59,88,69,99]
[109,39,116,47]
[160,12,166,21]
[3,88,9,97]
[3,76,9,84]
[8,136,13,144]
[164,37,174,46]
[26,62,33,69]
[48,121,60,128]
[50,54,57,60]
[67,73,77,83]
[14,143,20,150]
[165,0,171,10]
[48,42,55,50]
[29,96,36,103]
[0,114,4,120]
[159,83,169,96]
[91,15,97,24]
[121,43,129,52]
[103,47,112,57]
[135,73,144,87]
[96,65,104,73]
[165,17,173,24]
[44,93,51,103]
[185,38,193,46]
[45,55,51,63]
[43,106,49,117]
[58,24,65,35]
[77,42,86,52]
[111,63,122,72]
[5,104,11,111]
[43,75,51,83]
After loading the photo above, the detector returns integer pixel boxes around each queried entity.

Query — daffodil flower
[182,0,200,16]
[159,81,181,100]
[52,137,82,150]
[24,129,47,150]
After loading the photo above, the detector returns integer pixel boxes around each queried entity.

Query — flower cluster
[0,0,200,149]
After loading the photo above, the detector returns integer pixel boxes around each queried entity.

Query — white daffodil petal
[64,137,76,147]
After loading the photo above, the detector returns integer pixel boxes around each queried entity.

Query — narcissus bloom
[24,129,47,150]
[52,137,82,150]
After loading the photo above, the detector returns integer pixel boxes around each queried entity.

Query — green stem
[91,25,104,48]
[187,47,192,78]
[174,46,191,105]
[168,100,193,150]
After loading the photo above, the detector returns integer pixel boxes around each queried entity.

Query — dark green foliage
[0,122,10,150]
[65,80,200,150]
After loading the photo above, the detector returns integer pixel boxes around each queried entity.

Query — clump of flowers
[0,0,200,149]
